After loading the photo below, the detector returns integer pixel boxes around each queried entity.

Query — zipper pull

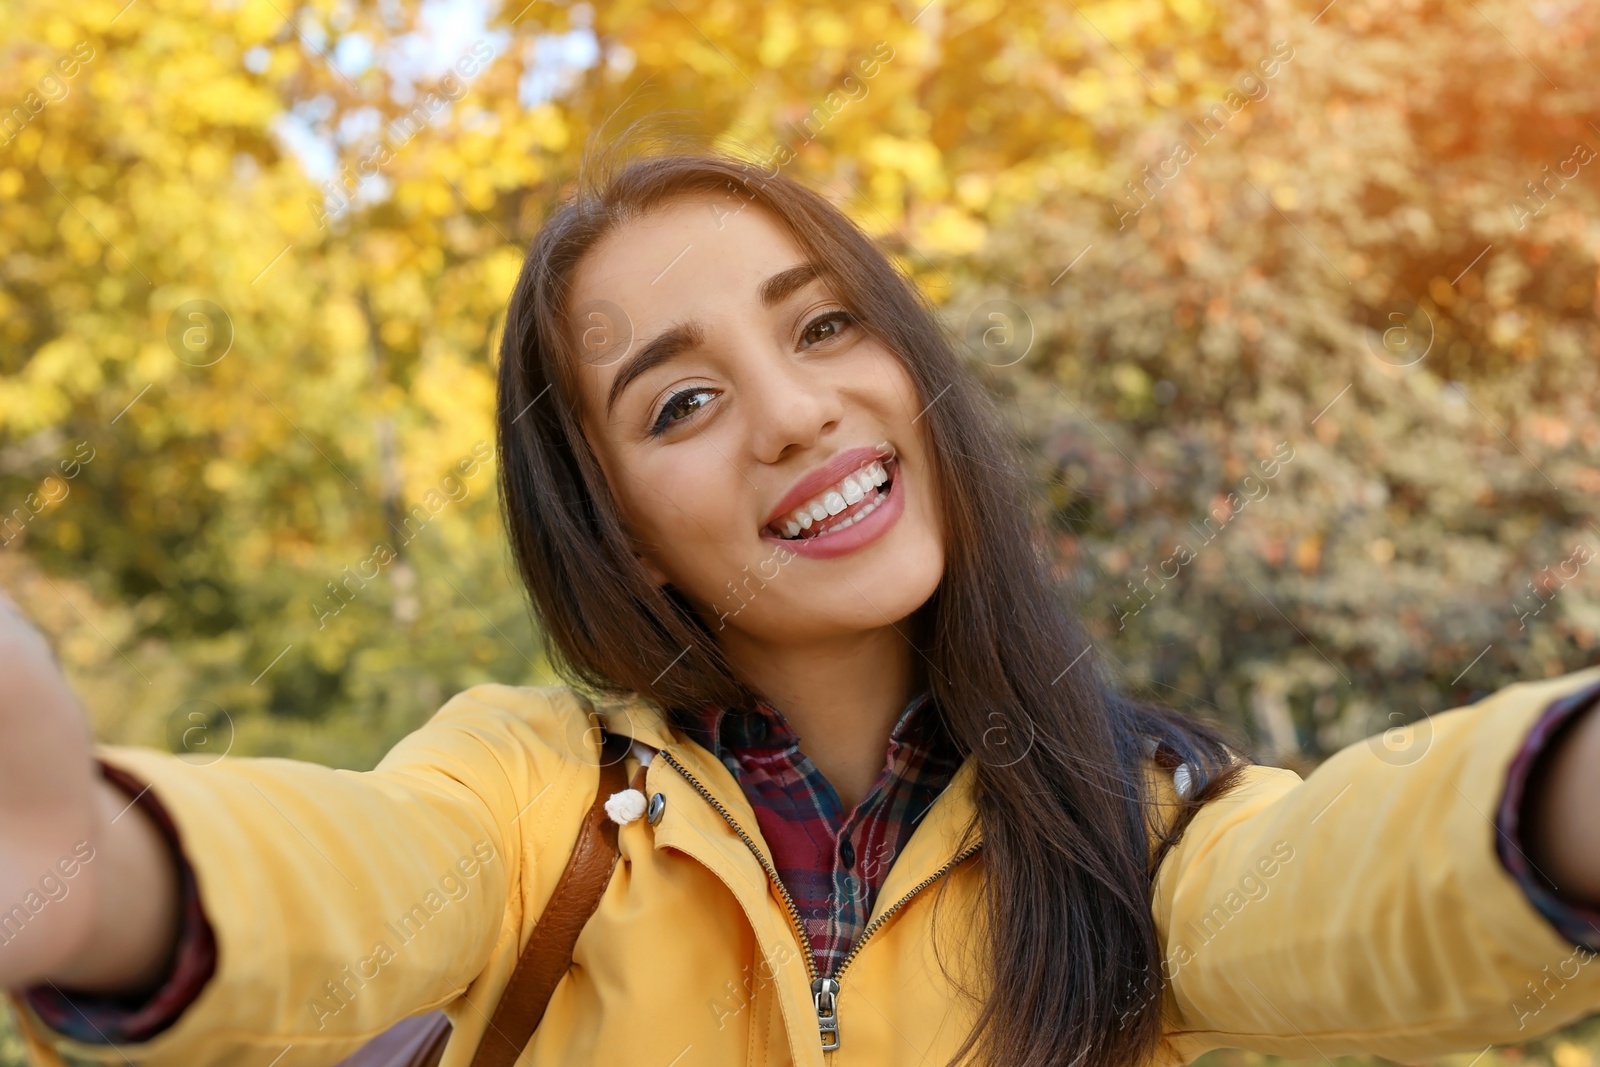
[812,976,840,1051]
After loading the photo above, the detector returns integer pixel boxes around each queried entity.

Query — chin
[734,534,944,644]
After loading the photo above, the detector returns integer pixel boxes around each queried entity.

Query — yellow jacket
[10,666,1600,1067]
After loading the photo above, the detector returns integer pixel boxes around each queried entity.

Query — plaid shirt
[26,682,1600,1044]
[677,690,965,978]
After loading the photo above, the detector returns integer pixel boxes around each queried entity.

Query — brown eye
[650,387,715,436]
[800,310,854,348]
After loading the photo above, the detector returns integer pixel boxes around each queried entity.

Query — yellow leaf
[758,10,799,69]
[236,0,288,46]
[920,205,986,256]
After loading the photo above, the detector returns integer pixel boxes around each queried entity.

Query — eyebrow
[603,262,825,416]
[758,262,822,307]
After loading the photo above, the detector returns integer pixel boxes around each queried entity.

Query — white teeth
[811,495,882,537]
[771,458,895,539]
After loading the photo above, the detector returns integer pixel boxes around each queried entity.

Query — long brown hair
[495,143,1249,1067]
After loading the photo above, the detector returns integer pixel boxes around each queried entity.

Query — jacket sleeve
[6,684,606,1067]
[1152,665,1600,1064]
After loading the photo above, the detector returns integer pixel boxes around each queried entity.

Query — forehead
[568,194,808,333]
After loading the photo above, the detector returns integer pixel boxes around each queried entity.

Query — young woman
[3,152,1600,1067]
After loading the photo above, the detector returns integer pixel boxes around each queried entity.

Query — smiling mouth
[763,458,896,541]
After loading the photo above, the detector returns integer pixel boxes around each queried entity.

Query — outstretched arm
[1151,667,1600,1064]
[1,594,604,1067]
[0,597,180,994]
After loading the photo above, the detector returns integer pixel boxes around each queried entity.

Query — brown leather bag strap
[467,726,635,1067]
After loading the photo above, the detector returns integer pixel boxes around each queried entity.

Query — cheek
[873,352,925,421]
[610,447,755,596]
[874,360,943,532]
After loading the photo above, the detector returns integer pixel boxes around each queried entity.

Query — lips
[755,447,896,537]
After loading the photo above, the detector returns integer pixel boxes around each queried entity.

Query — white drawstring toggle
[605,788,647,825]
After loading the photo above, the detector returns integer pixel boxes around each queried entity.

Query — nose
[743,341,844,466]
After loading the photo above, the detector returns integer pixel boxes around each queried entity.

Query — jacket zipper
[659,749,983,1054]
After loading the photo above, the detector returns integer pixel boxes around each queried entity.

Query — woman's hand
[1523,697,1600,905]
[0,590,179,994]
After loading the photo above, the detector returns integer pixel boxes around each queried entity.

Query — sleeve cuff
[1495,675,1600,950]
[20,760,218,1045]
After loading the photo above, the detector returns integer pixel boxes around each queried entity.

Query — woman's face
[566,193,944,648]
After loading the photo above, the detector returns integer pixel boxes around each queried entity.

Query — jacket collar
[583,689,983,1067]
[584,690,678,751]
[585,689,984,917]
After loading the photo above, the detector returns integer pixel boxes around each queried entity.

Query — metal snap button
[646,792,667,825]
